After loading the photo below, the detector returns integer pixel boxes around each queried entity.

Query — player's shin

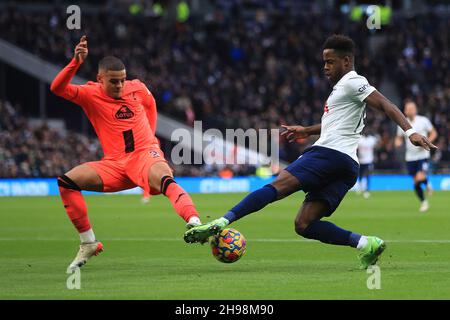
[57,175,95,243]
[223,184,278,224]
[161,176,200,223]
[299,220,355,246]
[414,182,425,202]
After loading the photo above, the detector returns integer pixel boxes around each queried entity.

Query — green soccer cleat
[357,236,386,269]
[184,217,229,244]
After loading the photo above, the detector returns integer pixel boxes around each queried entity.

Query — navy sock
[414,182,425,201]
[224,184,278,223]
[302,220,361,247]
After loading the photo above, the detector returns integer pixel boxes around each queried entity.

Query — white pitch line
[0,238,450,243]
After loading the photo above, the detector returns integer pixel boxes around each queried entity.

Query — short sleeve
[423,117,433,132]
[346,75,376,102]
[396,126,404,137]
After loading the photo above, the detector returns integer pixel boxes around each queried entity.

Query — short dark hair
[323,34,355,57]
[98,56,125,71]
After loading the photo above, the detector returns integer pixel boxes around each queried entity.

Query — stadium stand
[0,1,448,177]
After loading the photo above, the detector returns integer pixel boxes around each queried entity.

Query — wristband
[405,128,417,138]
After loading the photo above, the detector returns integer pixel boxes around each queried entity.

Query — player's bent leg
[65,164,104,191]
[294,201,357,246]
[294,200,385,269]
[184,170,301,244]
[147,162,201,227]
[59,164,103,237]
[58,164,104,271]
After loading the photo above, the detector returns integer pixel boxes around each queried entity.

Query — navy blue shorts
[407,159,429,176]
[359,163,373,178]
[285,146,359,216]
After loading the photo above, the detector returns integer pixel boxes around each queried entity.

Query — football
[210,228,247,263]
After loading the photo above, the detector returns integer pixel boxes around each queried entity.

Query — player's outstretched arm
[50,35,88,100]
[281,124,321,143]
[365,90,437,151]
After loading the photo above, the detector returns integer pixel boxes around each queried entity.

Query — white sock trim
[188,216,201,225]
[357,236,368,250]
[79,229,96,244]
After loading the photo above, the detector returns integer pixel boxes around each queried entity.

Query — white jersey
[396,115,433,161]
[314,70,376,162]
[358,135,378,165]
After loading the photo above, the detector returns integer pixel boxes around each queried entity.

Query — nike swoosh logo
[175,193,186,203]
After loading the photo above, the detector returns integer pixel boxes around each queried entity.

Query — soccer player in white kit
[357,131,379,198]
[395,100,438,212]
[185,35,437,269]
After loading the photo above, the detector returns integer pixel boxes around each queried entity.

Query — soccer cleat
[420,200,429,212]
[184,217,229,244]
[68,241,103,272]
[141,196,150,205]
[357,236,386,270]
[363,191,371,199]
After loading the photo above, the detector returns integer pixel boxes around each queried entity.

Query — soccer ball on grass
[210,228,246,263]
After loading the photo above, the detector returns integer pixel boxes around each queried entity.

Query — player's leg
[363,164,372,199]
[58,164,104,271]
[184,168,301,243]
[60,160,135,270]
[58,164,103,242]
[408,160,426,209]
[357,165,365,195]
[141,189,151,204]
[294,187,385,269]
[415,165,429,212]
[294,200,362,246]
[147,161,202,227]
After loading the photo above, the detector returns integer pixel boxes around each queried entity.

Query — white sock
[357,236,368,250]
[188,216,201,225]
[79,229,96,244]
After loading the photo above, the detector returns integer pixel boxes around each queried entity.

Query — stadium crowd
[0,99,103,178]
[0,2,448,177]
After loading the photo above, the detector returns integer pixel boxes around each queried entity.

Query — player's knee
[57,174,81,191]
[294,218,310,237]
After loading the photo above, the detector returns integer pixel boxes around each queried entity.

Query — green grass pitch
[1,191,449,299]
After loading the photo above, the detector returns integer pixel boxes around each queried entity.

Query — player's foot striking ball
[184,217,227,243]
[210,228,246,263]
[185,35,436,270]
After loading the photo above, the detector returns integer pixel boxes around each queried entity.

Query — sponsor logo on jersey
[115,105,134,120]
[358,84,370,92]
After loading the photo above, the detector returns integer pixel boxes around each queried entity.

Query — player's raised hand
[409,133,437,151]
[281,125,309,143]
[74,35,88,63]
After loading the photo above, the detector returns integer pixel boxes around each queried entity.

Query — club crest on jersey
[149,150,160,158]
[324,103,329,113]
[115,105,134,120]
